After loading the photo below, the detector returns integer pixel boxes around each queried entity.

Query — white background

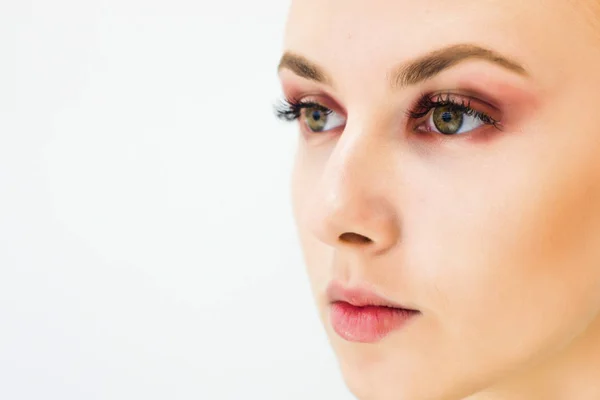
[0,1,354,398]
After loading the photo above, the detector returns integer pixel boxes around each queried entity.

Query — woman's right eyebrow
[277,52,332,85]
[277,43,529,89]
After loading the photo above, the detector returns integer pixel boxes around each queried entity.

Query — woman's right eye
[274,99,346,133]
[301,106,346,133]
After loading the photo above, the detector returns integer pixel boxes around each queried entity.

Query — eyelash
[274,97,333,122]
[406,92,500,129]
[273,93,501,131]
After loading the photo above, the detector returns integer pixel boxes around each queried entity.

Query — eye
[408,93,501,136]
[273,98,346,134]
[302,105,346,133]
[428,105,485,135]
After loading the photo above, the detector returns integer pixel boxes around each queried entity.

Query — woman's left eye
[407,93,502,136]
[302,106,346,133]
[424,105,487,135]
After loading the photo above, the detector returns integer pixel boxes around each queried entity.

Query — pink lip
[327,281,420,343]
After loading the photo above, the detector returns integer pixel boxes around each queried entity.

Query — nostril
[339,232,372,244]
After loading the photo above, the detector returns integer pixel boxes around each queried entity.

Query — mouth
[326,281,421,343]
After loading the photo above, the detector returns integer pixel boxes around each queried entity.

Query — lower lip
[330,302,419,343]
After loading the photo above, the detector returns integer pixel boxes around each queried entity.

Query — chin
[334,349,489,400]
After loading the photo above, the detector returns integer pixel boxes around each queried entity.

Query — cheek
[409,125,600,365]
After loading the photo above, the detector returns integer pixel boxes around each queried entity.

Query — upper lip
[326,281,418,310]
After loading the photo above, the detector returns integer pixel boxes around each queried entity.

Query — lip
[326,281,417,309]
[326,281,420,343]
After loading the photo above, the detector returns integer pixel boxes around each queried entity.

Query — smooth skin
[277,1,600,399]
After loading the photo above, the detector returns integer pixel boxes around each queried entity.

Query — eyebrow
[277,43,528,89]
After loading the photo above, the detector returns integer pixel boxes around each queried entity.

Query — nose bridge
[307,121,401,256]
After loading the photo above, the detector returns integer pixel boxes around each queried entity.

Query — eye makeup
[275,60,540,141]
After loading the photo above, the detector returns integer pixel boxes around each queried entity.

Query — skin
[277,1,600,399]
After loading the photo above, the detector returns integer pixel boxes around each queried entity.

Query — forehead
[282,0,590,90]
[285,0,534,45]
[285,0,580,37]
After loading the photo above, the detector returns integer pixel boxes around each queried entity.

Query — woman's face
[278,1,600,399]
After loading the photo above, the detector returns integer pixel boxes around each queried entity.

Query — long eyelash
[406,92,501,129]
[273,94,501,130]
[273,97,333,122]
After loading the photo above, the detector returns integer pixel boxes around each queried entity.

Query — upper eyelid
[297,100,333,112]
[283,90,501,123]
[411,93,501,116]
[425,92,498,109]
[281,86,347,114]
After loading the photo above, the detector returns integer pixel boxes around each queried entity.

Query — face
[277,1,600,399]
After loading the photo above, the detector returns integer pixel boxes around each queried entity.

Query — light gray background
[0,1,355,398]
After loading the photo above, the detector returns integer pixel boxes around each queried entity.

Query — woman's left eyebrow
[277,43,529,89]
[393,43,529,88]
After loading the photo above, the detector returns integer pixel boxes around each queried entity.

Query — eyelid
[297,94,346,118]
[280,78,347,115]
[433,92,500,113]
[414,92,503,122]
[284,87,505,134]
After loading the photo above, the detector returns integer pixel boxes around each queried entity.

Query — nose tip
[306,194,401,257]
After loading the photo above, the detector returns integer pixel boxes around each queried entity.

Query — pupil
[312,111,321,121]
[442,112,453,123]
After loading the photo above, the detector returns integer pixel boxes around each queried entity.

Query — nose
[304,127,401,257]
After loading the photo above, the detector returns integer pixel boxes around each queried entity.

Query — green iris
[305,107,328,132]
[433,106,464,135]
